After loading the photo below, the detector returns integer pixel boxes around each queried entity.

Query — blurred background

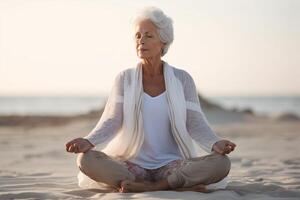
[1,1,300,199]
[0,0,299,118]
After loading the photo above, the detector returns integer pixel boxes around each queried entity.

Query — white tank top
[128,91,183,169]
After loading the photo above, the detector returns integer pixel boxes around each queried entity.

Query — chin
[137,53,151,59]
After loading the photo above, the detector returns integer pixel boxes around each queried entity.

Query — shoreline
[0,93,299,127]
[0,105,299,128]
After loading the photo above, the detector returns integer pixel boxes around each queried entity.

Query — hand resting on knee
[65,138,94,153]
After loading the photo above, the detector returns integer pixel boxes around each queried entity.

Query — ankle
[154,179,171,190]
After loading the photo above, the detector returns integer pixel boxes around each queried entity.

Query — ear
[160,42,166,51]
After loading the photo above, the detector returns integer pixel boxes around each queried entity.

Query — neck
[141,57,163,76]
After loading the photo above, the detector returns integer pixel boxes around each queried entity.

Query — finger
[74,147,79,153]
[66,143,71,151]
[226,148,231,154]
[224,149,230,154]
[229,144,236,151]
[75,144,82,153]
[227,146,234,153]
[231,146,235,151]
[73,144,79,153]
[226,144,234,150]
[66,143,74,152]
[73,146,77,153]
[71,144,77,152]
[225,142,236,150]
[228,141,236,147]
[66,139,76,148]
[66,138,81,148]
[68,145,74,152]
[66,140,78,152]
[75,143,82,153]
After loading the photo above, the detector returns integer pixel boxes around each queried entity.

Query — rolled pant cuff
[167,173,184,189]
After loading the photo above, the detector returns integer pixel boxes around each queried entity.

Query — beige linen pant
[77,150,231,190]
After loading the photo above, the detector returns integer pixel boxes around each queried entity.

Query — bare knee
[76,150,91,172]
[211,153,231,178]
[76,150,106,173]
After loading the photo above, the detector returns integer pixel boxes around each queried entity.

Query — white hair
[131,6,174,56]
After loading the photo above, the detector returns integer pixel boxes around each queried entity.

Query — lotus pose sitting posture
[65,6,236,193]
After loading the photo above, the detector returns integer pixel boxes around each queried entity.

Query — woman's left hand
[212,139,236,155]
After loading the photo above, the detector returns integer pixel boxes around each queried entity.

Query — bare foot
[119,180,209,193]
[174,184,209,193]
[119,180,157,193]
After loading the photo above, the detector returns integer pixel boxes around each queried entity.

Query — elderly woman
[65,7,236,193]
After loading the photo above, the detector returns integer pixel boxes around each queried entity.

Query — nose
[137,35,146,45]
[138,39,145,45]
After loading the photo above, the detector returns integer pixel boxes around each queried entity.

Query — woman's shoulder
[117,64,138,75]
[171,65,194,82]
[115,67,132,78]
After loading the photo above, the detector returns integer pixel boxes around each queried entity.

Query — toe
[120,180,132,193]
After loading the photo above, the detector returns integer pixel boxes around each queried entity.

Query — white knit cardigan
[78,60,229,190]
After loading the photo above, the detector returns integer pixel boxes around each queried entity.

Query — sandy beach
[0,106,300,200]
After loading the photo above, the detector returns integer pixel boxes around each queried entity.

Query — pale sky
[0,0,299,97]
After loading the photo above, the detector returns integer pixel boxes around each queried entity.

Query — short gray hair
[132,7,174,57]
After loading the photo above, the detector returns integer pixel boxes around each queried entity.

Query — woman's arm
[83,71,125,148]
[183,71,223,153]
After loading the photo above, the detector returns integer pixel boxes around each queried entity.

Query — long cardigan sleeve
[182,70,223,153]
[83,71,125,148]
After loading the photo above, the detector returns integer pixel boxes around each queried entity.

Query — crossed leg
[120,152,231,193]
[77,150,136,190]
[77,150,230,193]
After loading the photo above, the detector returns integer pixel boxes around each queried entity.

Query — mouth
[138,48,148,51]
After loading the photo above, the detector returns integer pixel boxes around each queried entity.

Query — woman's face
[134,19,165,59]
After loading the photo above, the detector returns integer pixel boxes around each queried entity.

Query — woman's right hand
[65,138,94,153]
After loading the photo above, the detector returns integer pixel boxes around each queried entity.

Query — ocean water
[208,95,300,117]
[0,95,299,117]
[0,96,106,116]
